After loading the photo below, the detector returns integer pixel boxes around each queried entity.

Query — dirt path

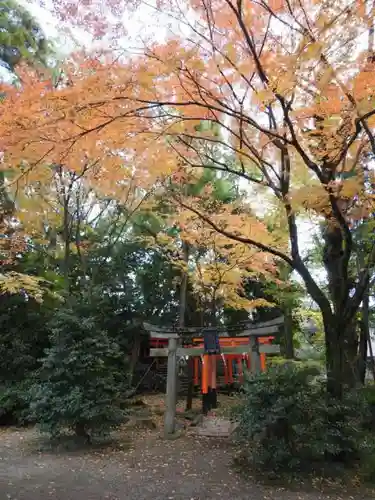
[0,427,371,500]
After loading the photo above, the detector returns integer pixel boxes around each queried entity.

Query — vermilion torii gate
[143,317,283,437]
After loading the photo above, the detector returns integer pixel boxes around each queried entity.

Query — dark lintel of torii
[143,316,284,339]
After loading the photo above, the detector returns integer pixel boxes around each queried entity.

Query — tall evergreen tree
[0,0,50,72]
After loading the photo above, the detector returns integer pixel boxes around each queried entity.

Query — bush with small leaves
[233,362,374,474]
[360,384,375,431]
[30,308,130,442]
[0,380,33,425]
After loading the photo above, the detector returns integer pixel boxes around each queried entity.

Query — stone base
[195,417,238,438]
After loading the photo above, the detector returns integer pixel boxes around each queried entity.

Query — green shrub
[359,384,375,433]
[0,293,52,425]
[360,383,375,405]
[0,380,33,425]
[233,363,373,474]
[29,308,130,442]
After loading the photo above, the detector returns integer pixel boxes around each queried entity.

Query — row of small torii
[143,316,283,437]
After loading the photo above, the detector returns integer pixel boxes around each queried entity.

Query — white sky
[20,0,178,54]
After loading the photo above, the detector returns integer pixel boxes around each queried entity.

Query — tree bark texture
[321,222,358,396]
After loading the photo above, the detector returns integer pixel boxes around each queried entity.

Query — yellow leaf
[255,89,274,104]
[224,42,237,61]
[340,178,360,199]
[302,42,323,61]
[318,67,334,90]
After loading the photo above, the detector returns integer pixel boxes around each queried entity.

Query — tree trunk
[276,263,295,359]
[282,307,294,359]
[62,195,71,287]
[358,289,370,384]
[179,241,189,328]
[358,319,368,385]
[322,222,359,397]
[324,315,359,399]
[129,334,141,384]
[367,332,375,382]
[361,289,374,381]
[178,241,194,411]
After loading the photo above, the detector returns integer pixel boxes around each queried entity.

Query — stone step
[194,417,238,437]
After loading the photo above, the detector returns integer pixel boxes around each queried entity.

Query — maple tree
[158,160,278,315]
[135,179,277,319]
[2,0,375,397]
[0,1,54,296]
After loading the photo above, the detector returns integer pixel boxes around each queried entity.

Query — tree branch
[175,195,332,318]
[347,240,375,320]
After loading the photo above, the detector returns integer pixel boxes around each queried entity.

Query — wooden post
[223,355,229,385]
[249,336,261,374]
[260,353,266,372]
[228,355,233,383]
[185,356,194,411]
[237,357,243,383]
[211,355,217,409]
[202,354,209,394]
[246,354,251,370]
[164,337,178,436]
[202,354,210,414]
[211,355,217,388]
[194,357,199,385]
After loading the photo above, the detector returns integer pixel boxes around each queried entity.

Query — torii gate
[143,316,283,437]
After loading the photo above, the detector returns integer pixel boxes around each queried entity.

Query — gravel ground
[0,426,372,500]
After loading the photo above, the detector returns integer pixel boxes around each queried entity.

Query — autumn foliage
[1,0,375,395]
